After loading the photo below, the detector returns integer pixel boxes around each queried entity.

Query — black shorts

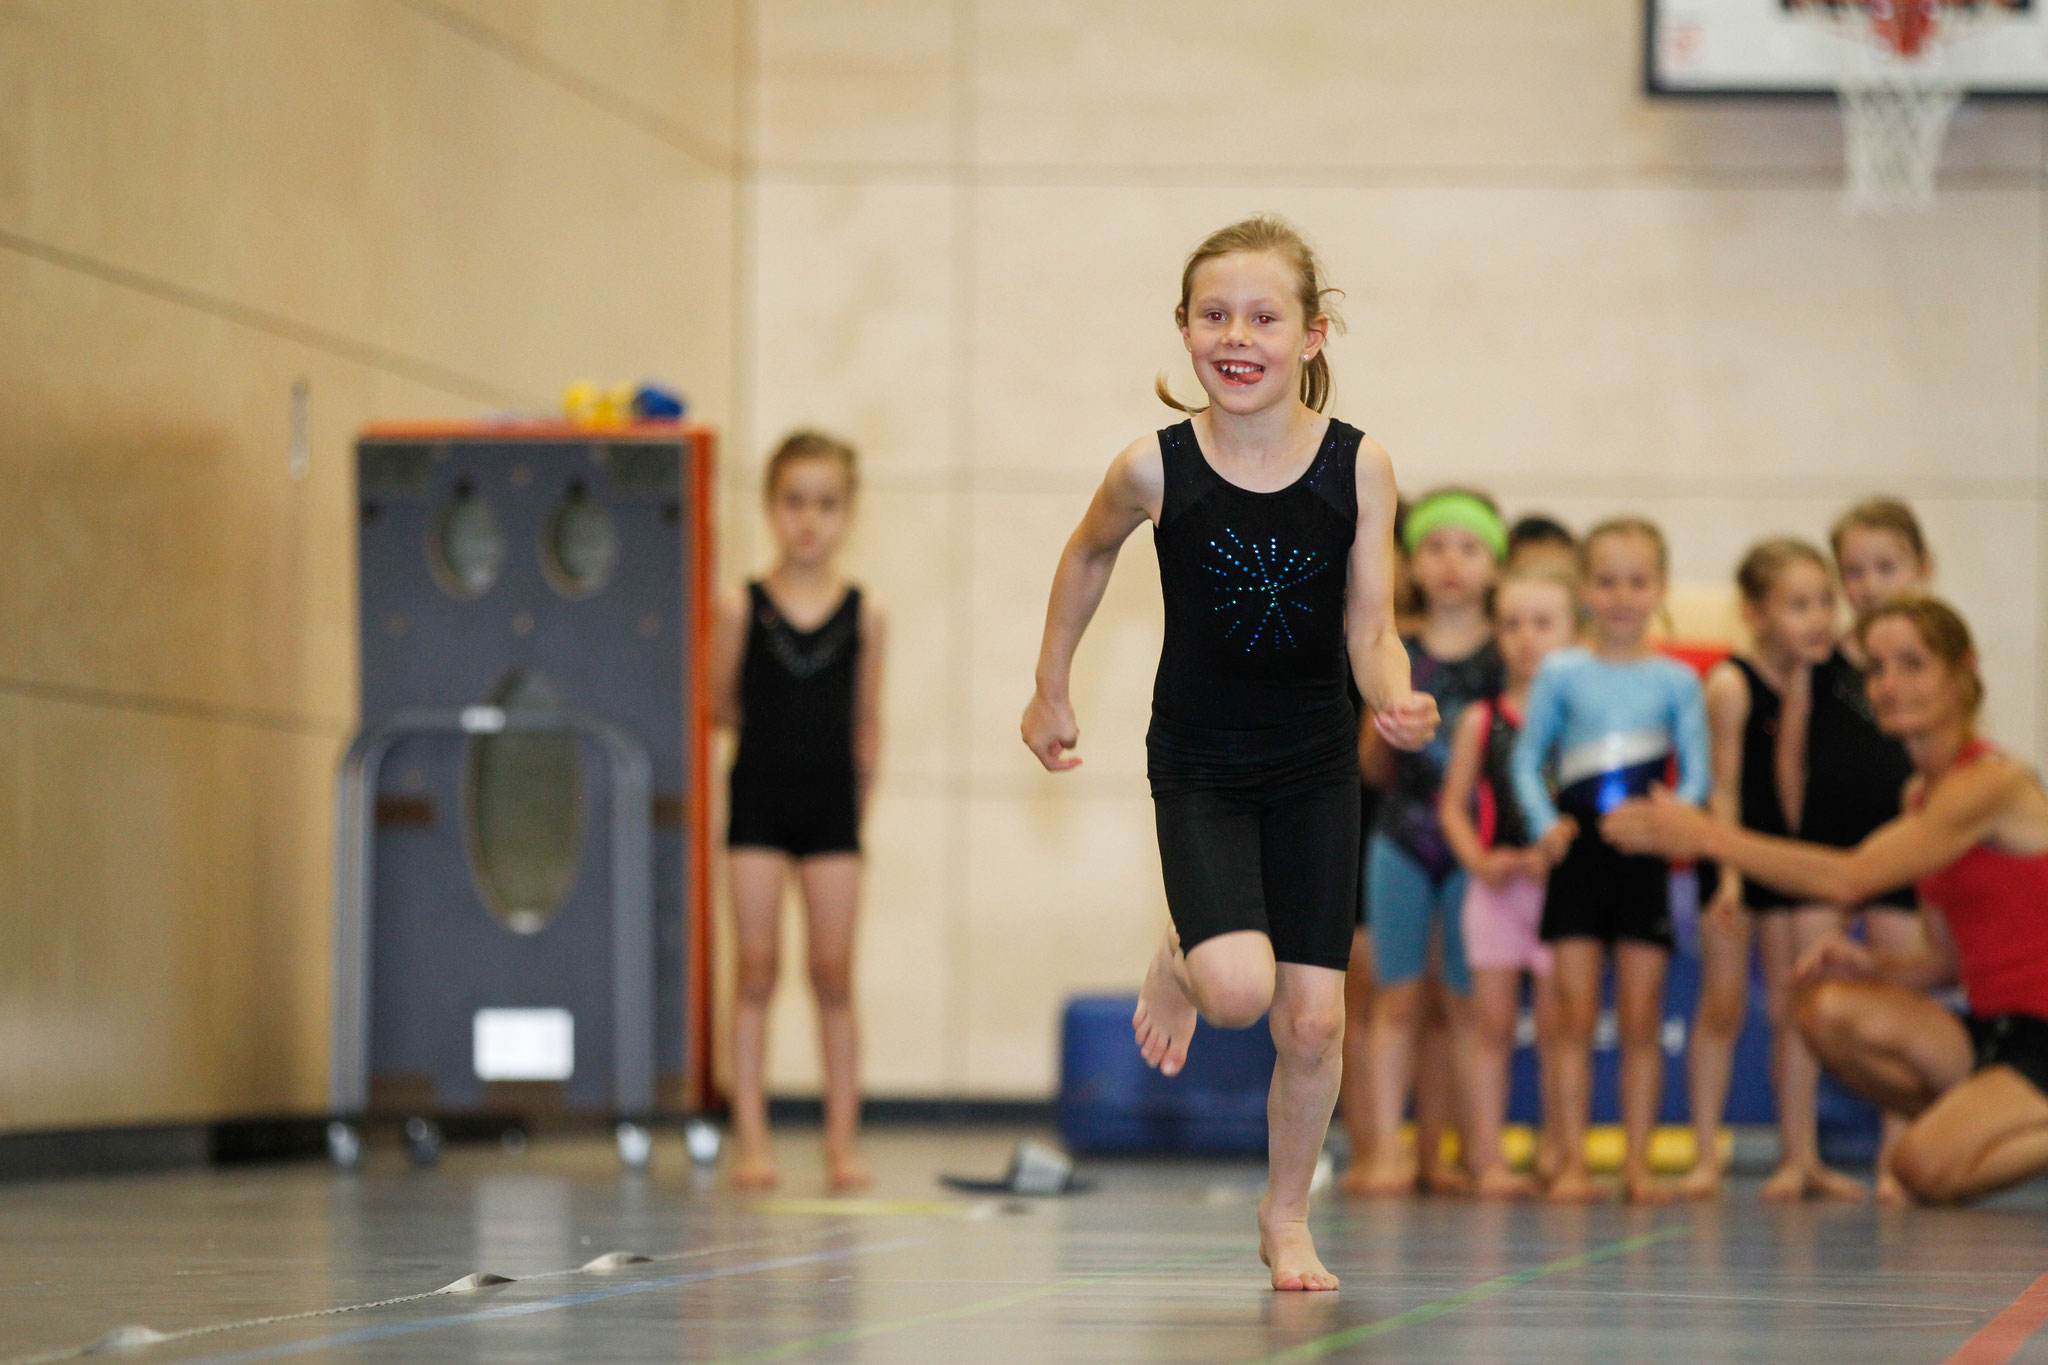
[1540,807,1675,951]
[726,771,859,859]
[1154,777,1359,973]
[1967,1012,2048,1098]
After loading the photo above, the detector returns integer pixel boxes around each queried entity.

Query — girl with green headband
[1351,486,1511,1196]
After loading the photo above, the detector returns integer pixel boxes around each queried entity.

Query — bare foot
[1546,1168,1605,1204]
[1875,1170,1911,1207]
[1421,1166,1473,1197]
[1258,1200,1340,1292]
[1471,1166,1537,1200]
[1343,1157,1418,1198]
[825,1144,871,1193]
[1534,1136,1563,1188]
[1758,1162,1807,1204]
[730,1140,778,1191]
[1133,938,1199,1077]
[1677,1161,1723,1202]
[1624,1173,1676,1206]
[1805,1164,1869,1203]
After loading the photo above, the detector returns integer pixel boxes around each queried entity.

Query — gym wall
[731,0,2046,1099]
[0,0,740,1133]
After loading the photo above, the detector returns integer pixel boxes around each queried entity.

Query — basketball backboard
[1647,0,2048,94]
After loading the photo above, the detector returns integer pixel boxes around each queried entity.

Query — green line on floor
[1249,1222,1689,1364]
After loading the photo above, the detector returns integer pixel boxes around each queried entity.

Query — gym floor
[4,1127,2045,1364]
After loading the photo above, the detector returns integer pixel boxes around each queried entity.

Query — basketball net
[1792,1,2002,214]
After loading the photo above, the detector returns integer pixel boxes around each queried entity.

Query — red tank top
[1912,740,2048,1019]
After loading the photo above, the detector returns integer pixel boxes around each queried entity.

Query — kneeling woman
[1604,596,2048,1204]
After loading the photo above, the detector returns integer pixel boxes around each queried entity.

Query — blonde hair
[1156,215,1344,415]
[1830,497,1929,565]
[1582,516,1669,579]
[763,429,858,500]
[1499,562,1581,610]
[1856,594,1984,716]
[1735,536,1829,606]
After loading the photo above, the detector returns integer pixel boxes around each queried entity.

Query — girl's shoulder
[1534,646,1593,682]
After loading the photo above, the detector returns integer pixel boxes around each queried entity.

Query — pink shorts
[1462,875,1553,976]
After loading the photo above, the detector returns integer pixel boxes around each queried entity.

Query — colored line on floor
[158,1239,924,1365]
[1249,1222,1690,1364]
[702,1244,1247,1365]
[1940,1268,2048,1365]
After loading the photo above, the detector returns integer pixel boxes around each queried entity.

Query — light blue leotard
[1511,648,1710,837]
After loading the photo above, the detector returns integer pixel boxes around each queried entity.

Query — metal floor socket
[1,1126,2044,1364]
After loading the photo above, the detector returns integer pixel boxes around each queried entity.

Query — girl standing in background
[711,432,886,1193]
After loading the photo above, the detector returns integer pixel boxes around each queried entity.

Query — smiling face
[1180,250,1324,416]
[1747,557,1838,667]
[766,455,854,569]
[1409,525,1497,615]
[1836,525,1929,617]
[1582,529,1664,651]
[1862,614,1975,740]
[1497,577,1578,689]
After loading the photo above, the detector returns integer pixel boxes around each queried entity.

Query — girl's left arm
[1347,437,1436,750]
[854,601,887,815]
[1672,667,1713,807]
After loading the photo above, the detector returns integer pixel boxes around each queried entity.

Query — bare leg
[1532,971,1564,1185]
[1863,909,1932,1204]
[1415,983,1470,1194]
[1796,979,1972,1119]
[1466,966,1535,1197]
[1615,941,1673,1204]
[798,854,868,1192]
[1261,963,1347,1291]
[1683,907,1750,1200]
[1358,978,1425,1194]
[1337,927,1378,1193]
[1546,940,1605,1202]
[727,848,792,1189]
[1892,1068,2048,1204]
[1759,909,1866,1202]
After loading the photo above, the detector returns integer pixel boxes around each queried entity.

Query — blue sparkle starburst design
[1203,528,1329,652]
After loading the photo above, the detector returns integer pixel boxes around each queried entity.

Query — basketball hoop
[1789,1,2015,214]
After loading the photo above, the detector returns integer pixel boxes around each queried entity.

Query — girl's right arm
[1021,437,1165,772]
[708,588,749,730]
[1702,660,1750,920]
[1438,704,1508,885]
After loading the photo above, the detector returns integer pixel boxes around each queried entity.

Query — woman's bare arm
[1605,754,2029,907]
[1703,661,1750,911]
[1345,436,1434,749]
[1021,437,1163,771]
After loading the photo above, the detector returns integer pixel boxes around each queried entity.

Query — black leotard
[1728,651,1915,910]
[1147,418,1361,797]
[727,581,862,857]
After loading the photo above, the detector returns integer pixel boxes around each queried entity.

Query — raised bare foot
[1623,1172,1675,1205]
[1471,1166,1537,1200]
[825,1143,872,1193]
[1677,1161,1723,1202]
[1874,1170,1911,1207]
[1343,1157,1419,1198]
[1546,1168,1604,1203]
[1133,938,1199,1077]
[1258,1200,1340,1292]
[730,1141,778,1191]
[1758,1162,1807,1204]
[1805,1164,1869,1203]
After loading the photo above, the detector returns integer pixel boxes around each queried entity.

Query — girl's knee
[1272,1000,1345,1060]
[1793,981,1859,1052]
[807,955,854,1009]
[1189,963,1272,1030]
[1694,984,1748,1041]
[736,955,779,1006]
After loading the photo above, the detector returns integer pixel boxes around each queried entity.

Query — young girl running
[1607,597,2048,1205]
[1438,566,1580,1197]
[1830,498,1936,1201]
[1511,517,1709,1203]
[1681,539,1873,1203]
[710,431,886,1193]
[1021,216,1435,1291]
[1351,488,1507,1197]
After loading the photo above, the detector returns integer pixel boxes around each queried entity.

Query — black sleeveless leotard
[1728,651,1915,910]
[727,580,863,857]
[1146,418,1365,973]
